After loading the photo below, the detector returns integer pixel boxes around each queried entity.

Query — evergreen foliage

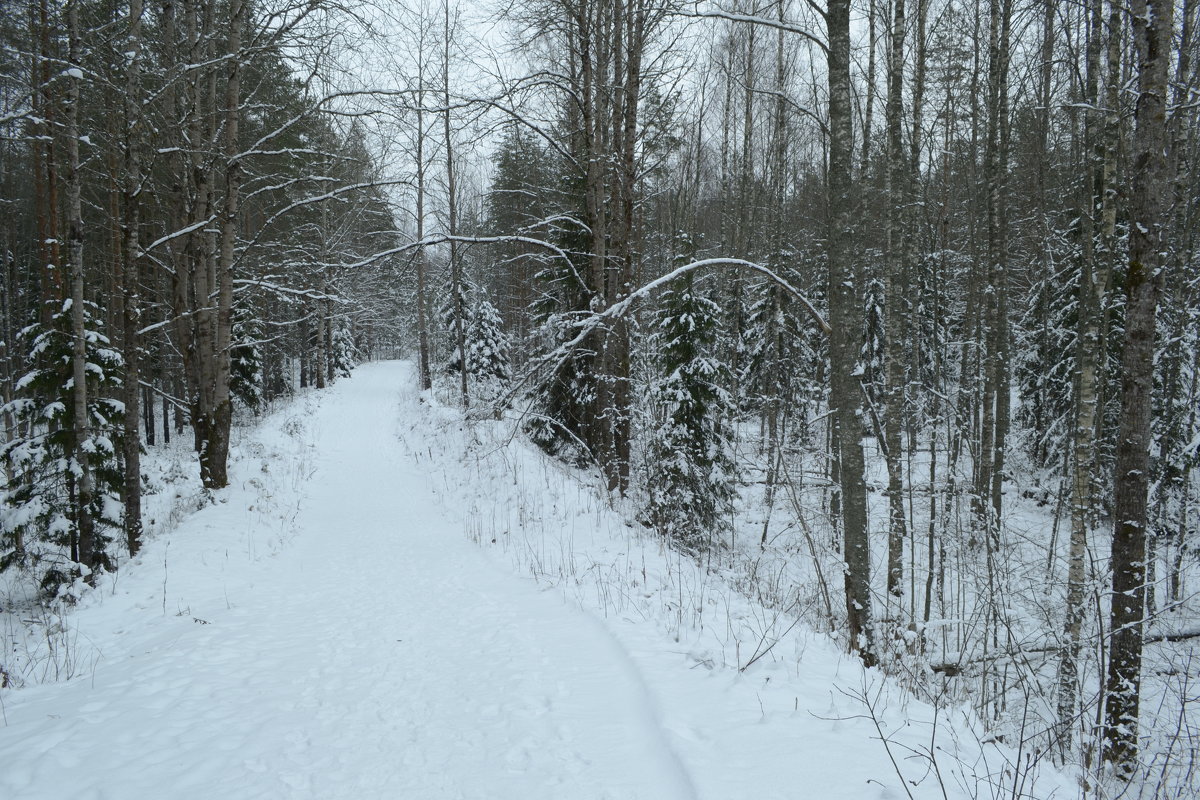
[330,320,358,380]
[1151,282,1200,563]
[740,249,821,435]
[0,301,124,583]
[1016,256,1078,470]
[521,161,597,466]
[465,296,511,390]
[644,250,737,553]
[439,280,511,399]
[859,271,885,399]
[230,313,265,413]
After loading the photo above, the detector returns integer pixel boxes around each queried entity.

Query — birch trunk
[444,0,468,408]
[1056,0,1120,756]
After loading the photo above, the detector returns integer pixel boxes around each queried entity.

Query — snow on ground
[0,361,1072,799]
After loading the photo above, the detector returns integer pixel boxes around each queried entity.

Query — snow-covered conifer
[0,302,124,587]
[644,244,737,553]
[439,281,510,400]
[330,320,359,380]
[230,314,265,413]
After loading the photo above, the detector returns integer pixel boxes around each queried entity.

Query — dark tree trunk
[121,0,145,557]
[827,0,876,667]
[1102,0,1174,775]
[882,0,909,603]
[65,0,97,571]
[414,66,432,392]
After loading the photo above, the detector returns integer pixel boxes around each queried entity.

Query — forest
[1,0,1198,796]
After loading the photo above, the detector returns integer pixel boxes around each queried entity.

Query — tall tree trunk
[582,0,612,486]
[1056,0,1118,755]
[64,0,96,572]
[200,0,243,489]
[414,63,432,392]
[189,0,216,477]
[738,16,755,257]
[444,0,468,408]
[566,0,640,494]
[861,0,877,174]
[607,0,643,493]
[976,0,1011,548]
[1103,0,1174,775]
[121,0,145,557]
[828,0,875,667]
[912,0,931,634]
[165,0,205,479]
[760,0,790,541]
[991,1,1014,721]
[31,0,62,326]
[883,0,909,603]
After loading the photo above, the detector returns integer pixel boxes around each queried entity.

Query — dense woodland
[2,0,1199,795]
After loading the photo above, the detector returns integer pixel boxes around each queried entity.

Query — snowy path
[1,363,694,799]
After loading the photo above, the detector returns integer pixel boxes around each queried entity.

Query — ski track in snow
[0,363,695,800]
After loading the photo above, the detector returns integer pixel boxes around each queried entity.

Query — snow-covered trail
[0,362,695,800]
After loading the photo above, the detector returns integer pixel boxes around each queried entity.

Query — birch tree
[1056,0,1120,754]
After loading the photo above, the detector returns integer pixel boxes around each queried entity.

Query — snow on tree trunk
[1102,0,1174,776]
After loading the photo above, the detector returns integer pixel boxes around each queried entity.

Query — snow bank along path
[0,362,695,799]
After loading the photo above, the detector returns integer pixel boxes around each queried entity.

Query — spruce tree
[0,302,124,589]
[644,257,737,554]
[330,320,358,380]
[230,313,264,413]
[465,294,510,398]
[439,281,510,402]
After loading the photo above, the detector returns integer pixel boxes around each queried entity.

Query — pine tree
[438,277,470,376]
